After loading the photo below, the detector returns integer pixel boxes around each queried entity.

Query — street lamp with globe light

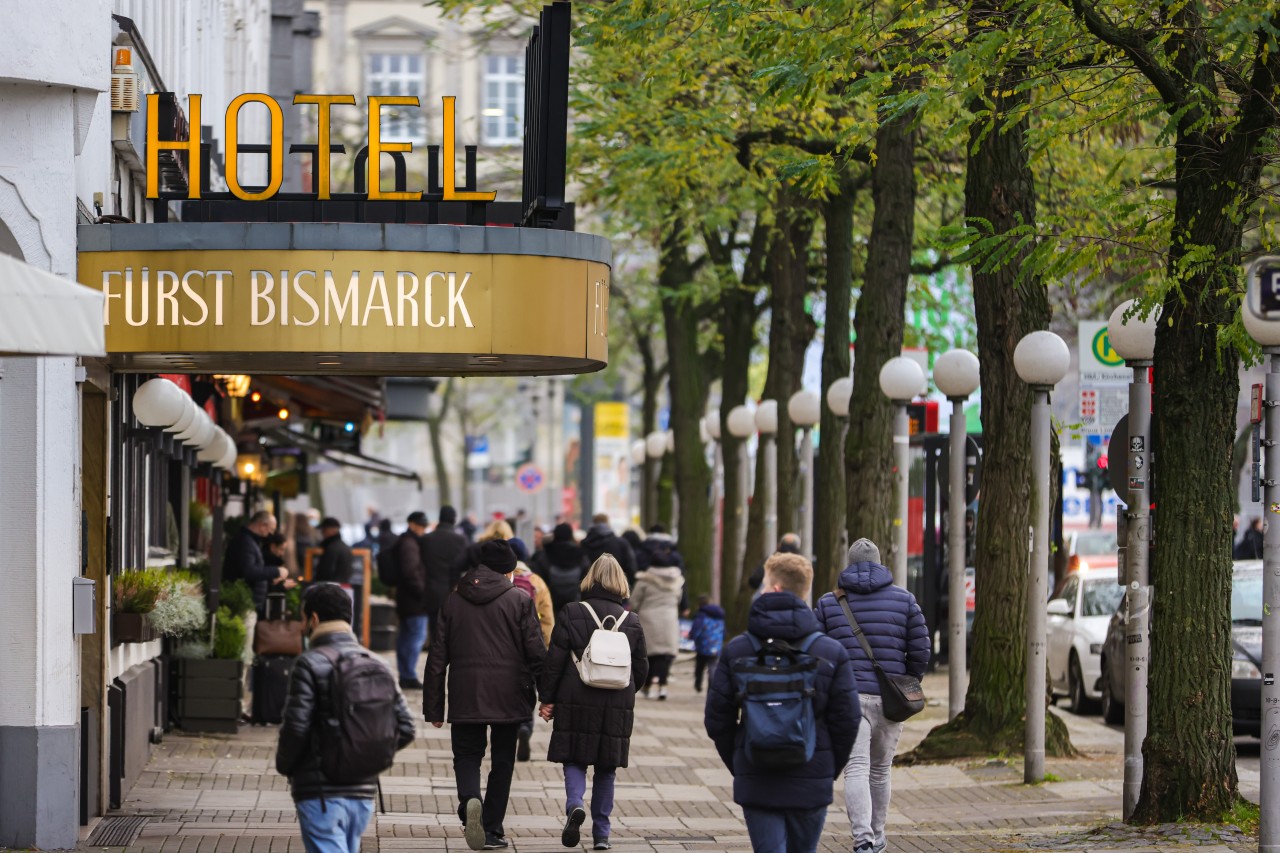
[726,404,757,586]
[705,409,724,601]
[1013,329,1071,785]
[879,357,927,589]
[933,349,981,723]
[789,390,822,567]
[646,431,667,528]
[755,401,780,558]
[1107,298,1157,819]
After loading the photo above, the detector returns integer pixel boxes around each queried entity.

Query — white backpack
[573,602,632,690]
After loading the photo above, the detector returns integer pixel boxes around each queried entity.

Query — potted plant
[170,579,254,733]
[112,567,168,644]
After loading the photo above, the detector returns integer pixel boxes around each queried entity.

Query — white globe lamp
[826,377,853,417]
[133,378,187,427]
[665,430,675,454]
[934,349,981,399]
[726,405,756,438]
[646,431,667,459]
[1108,299,1158,361]
[879,356,925,402]
[706,412,721,441]
[630,439,647,466]
[1013,331,1071,387]
[755,400,778,434]
[788,390,821,427]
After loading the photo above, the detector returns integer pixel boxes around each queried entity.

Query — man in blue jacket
[705,553,860,853]
[815,538,930,853]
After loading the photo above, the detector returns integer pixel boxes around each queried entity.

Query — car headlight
[1089,643,1103,656]
[1232,658,1261,680]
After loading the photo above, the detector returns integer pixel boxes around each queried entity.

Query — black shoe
[593,838,613,850]
[562,807,586,847]
[399,678,424,690]
[483,834,509,850]
[516,725,531,762]
[463,798,485,850]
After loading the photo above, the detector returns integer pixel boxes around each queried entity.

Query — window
[367,52,426,142]
[1060,576,1080,613]
[483,54,524,146]
[1082,578,1124,618]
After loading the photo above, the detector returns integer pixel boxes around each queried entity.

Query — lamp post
[756,400,779,557]
[879,357,926,589]
[933,349,981,723]
[645,430,666,528]
[823,377,854,580]
[727,404,757,589]
[789,390,822,564]
[630,439,646,529]
[706,411,724,602]
[1013,330,1071,785]
[1242,261,1280,853]
[1107,298,1157,820]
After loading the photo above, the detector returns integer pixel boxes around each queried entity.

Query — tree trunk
[844,89,918,565]
[427,379,454,508]
[817,178,856,593]
[906,12,1071,758]
[659,225,714,598]
[634,311,662,530]
[1132,130,1251,823]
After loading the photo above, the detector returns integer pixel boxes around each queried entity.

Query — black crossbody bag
[836,591,924,722]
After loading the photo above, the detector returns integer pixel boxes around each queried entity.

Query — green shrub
[148,571,208,638]
[212,606,247,661]
[284,585,303,620]
[113,567,170,614]
[220,579,255,618]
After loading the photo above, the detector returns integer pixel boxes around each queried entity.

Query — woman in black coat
[539,555,648,851]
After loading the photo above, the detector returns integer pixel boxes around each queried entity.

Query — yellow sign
[76,249,609,375]
[1091,328,1124,367]
[594,402,630,439]
[146,93,496,203]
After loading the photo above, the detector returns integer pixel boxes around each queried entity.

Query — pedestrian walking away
[533,523,591,614]
[506,532,555,762]
[424,539,547,850]
[815,538,930,853]
[630,562,684,699]
[421,505,468,624]
[705,553,860,853]
[314,517,355,584]
[688,594,725,693]
[393,511,431,689]
[582,513,639,587]
[276,584,415,853]
[540,555,649,851]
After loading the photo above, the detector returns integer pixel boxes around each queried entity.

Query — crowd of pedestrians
[258,507,927,853]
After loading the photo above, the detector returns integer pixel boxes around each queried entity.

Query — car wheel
[1100,659,1123,725]
[1068,654,1099,715]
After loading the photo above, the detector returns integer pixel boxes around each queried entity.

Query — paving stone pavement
[68,660,1259,853]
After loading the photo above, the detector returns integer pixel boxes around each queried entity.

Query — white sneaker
[658,686,668,700]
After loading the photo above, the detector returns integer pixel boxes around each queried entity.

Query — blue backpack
[729,632,823,770]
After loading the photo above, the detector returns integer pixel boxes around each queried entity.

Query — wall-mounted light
[236,453,266,484]
[277,407,290,421]
[215,374,251,398]
[250,391,262,403]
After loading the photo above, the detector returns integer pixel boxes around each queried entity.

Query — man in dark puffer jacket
[815,538,930,853]
[705,553,859,853]
[276,584,416,853]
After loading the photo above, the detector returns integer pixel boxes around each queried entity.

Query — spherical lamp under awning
[879,357,926,402]
[934,349,981,399]
[726,405,756,439]
[788,390,821,427]
[755,400,779,435]
[1108,299,1158,361]
[826,378,853,417]
[1014,331,1071,387]
[133,378,187,427]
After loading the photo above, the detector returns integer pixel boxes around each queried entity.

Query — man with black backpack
[391,511,431,690]
[705,553,859,853]
[277,584,416,853]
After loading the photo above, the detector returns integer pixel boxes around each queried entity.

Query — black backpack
[546,563,583,610]
[316,645,400,782]
[376,541,401,587]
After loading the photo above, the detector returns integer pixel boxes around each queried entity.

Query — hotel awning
[0,253,105,357]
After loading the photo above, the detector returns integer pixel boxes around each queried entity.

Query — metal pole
[947,396,967,722]
[178,460,191,570]
[893,403,910,588]
[734,442,749,588]
[1123,359,1152,819]
[1261,349,1280,853]
[1025,387,1050,784]
[800,428,814,563]
[763,434,778,557]
[712,442,723,603]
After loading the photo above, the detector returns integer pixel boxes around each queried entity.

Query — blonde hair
[581,554,631,599]
[478,519,515,543]
[763,552,813,599]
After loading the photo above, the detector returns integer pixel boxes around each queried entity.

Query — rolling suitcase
[251,655,294,725]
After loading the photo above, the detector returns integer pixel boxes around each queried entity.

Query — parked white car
[1047,567,1124,713]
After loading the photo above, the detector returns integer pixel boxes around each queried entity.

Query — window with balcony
[367,52,426,142]
[483,55,525,146]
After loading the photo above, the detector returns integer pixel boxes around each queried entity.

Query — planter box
[171,658,244,734]
[112,612,155,645]
[369,600,398,652]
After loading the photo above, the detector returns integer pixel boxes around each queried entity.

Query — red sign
[1252,383,1264,425]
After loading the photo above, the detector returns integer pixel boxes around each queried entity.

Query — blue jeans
[395,615,429,681]
[741,805,827,853]
[564,762,616,838]
[296,797,375,853]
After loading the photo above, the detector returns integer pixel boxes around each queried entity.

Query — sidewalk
[71,662,1257,853]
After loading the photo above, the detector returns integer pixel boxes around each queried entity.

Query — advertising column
[593,403,631,530]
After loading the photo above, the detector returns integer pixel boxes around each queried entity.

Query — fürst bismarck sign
[77,224,611,376]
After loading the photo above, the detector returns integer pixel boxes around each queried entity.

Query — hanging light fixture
[215,374,252,398]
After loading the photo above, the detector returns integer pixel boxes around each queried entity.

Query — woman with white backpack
[538,555,649,851]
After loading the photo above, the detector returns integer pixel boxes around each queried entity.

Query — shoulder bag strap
[837,592,881,666]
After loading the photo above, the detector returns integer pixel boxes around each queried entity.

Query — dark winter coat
[424,566,547,724]
[314,534,354,584]
[393,531,429,618]
[223,527,275,612]
[275,627,416,802]
[814,561,930,696]
[582,525,639,586]
[704,592,860,810]
[533,539,590,613]
[540,586,649,768]
[689,604,726,657]
[420,522,468,619]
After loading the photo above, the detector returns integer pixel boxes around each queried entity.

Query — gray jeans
[842,694,903,849]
